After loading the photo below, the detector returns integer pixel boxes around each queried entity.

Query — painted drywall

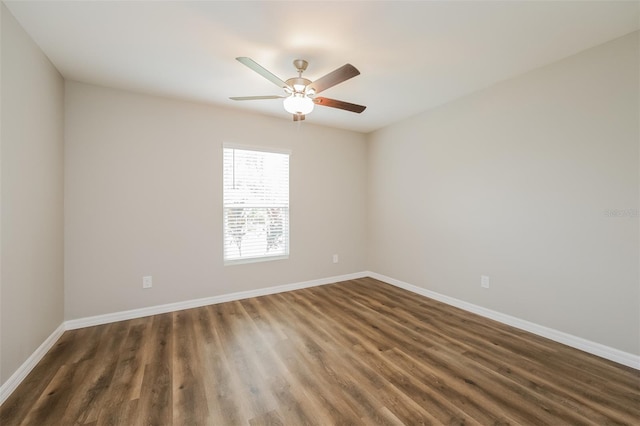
[367,32,639,355]
[1,4,65,385]
[64,82,367,320]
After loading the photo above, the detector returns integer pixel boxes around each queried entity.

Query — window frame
[222,143,291,266]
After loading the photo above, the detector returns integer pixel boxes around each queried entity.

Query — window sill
[224,254,289,266]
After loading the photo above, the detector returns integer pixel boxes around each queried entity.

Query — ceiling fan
[230,57,366,122]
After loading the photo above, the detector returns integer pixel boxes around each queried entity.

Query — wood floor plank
[192,304,243,425]
[172,309,210,425]
[258,295,385,424]
[1,277,638,425]
[208,302,268,424]
[253,294,369,424]
[19,363,76,425]
[96,320,149,418]
[133,312,173,426]
[76,322,129,422]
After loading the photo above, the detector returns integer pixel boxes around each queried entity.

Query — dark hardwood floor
[1,277,638,425]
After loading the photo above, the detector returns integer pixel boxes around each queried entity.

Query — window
[223,144,290,264]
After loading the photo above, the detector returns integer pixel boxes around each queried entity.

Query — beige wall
[64,82,367,319]
[1,4,65,384]
[367,32,640,355]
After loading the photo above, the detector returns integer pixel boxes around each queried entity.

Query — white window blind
[223,146,290,264]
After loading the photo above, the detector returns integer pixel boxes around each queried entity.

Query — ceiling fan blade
[293,114,305,121]
[236,57,290,89]
[308,64,360,94]
[313,97,366,113]
[229,95,284,101]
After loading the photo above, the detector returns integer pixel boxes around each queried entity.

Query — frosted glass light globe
[283,94,314,115]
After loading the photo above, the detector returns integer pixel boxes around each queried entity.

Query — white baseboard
[0,322,65,406]
[65,271,368,330]
[367,271,640,370]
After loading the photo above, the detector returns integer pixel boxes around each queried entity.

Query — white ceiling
[4,1,639,133]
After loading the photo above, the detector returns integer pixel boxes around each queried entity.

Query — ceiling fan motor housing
[285,77,312,94]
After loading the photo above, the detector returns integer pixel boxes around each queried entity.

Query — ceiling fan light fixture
[232,57,365,119]
[283,93,314,115]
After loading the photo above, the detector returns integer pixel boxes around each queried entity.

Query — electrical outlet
[481,275,490,289]
[143,276,153,289]
[333,254,339,263]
